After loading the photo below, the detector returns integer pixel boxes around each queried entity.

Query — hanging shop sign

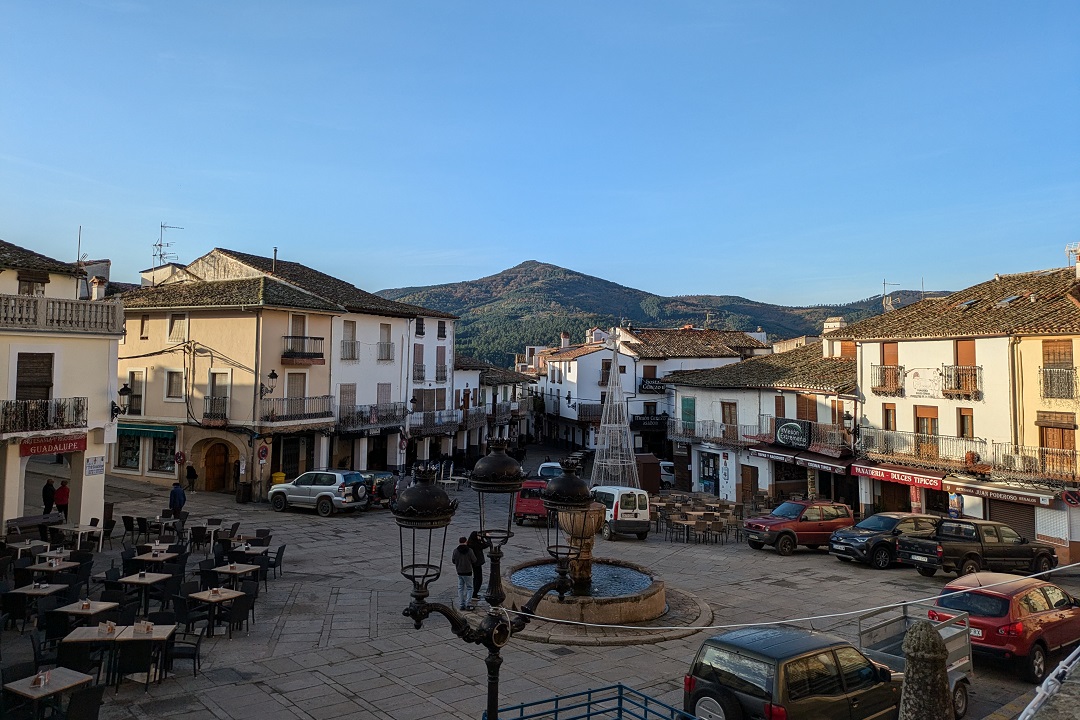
[19,434,87,457]
[942,478,1053,507]
[638,378,666,394]
[773,418,812,451]
[851,462,944,490]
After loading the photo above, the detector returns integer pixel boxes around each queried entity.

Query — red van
[514,480,550,526]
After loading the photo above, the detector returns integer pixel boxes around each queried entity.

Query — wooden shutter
[286,373,305,398]
[882,342,898,366]
[831,399,845,425]
[436,346,446,365]
[339,383,356,408]
[435,388,446,410]
[721,402,738,425]
[642,365,656,378]
[775,394,785,419]
[1043,340,1073,368]
[956,339,975,366]
[840,341,855,359]
[958,407,974,438]
[796,393,817,422]
[16,353,53,401]
[377,383,391,405]
[883,403,896,431]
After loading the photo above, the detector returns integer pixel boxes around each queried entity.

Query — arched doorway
[204,443,230,492]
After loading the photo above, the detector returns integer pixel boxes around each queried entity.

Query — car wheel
[952,680,969,719]
[316,497,334,517]
[1023,642,1048,683]
[1033,555,1053,576]
[776,535,796,556]
[270,494,287,512]
[871,545,893,570]
[601,523,615,541]
[636,532,649,541]
[959,558,981,576]
[747,540,765,550]
[515,518,524,526]
[693,692,743,720]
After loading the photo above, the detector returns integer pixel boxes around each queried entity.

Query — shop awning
[749,445,801,463]
[851,462,945,490]
[942,477,1057,507]
[795,452,853,474]
[117,423,176,439]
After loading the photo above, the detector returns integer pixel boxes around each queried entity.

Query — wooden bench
[5,512,66,542]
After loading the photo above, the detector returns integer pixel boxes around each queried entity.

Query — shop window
[116,435,141,469]
[150,437,176,472]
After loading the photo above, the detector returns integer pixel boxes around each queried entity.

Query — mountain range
[377,261,947,366]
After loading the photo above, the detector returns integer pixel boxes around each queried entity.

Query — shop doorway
[880,481,912,512]
[204,443,230,492]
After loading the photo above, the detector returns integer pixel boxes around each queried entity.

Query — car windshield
[770,502,805,520]
[341,473,363,485]
[855,515,899,532]
[937,589,1010,618]
[539,466,561,477]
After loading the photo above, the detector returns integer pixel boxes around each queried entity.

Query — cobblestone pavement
[13,450,1069,719]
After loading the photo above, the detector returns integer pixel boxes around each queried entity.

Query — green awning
[117,423,176,439]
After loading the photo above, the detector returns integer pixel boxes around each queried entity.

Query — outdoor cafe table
[57,600,119,625]
[119,572,171,615]
[134,551,178,570]
[36,549,70,562]
[27,560,79,576]
[13,543,50,559]
[117,623,177,683]
[214,563,259,589]
[232,546,269,559]
[4,665,93,719]
[189,588,244,636]
[54,523,103,552]
[668,518,697,543]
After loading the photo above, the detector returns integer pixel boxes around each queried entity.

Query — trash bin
[271,472,286,486]
[236,482,252,504]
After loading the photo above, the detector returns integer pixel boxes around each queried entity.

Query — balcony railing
[991,442,1080,489]
[377,342,395,362]
[462,408,487,430]
[857,426,989,473]
[259,396,334,423]
[339,402,408,432]
[668,417,698,442]
[1041,367,1076,399]
[126,394,143,417]
[281,336,325,363]
[577,403,603,423]
[341,340,361,362]
[490,401,513,425]
[435,364,448,383]
[410,409,462,436]
[0,294,123,335]
[413,364,426,383]
[598,371,609,386]
[0,398,88,435]
[203,396,229,426]
[697,421,762,449]
[870,365,904,396]
[510,401,527,418]
[941,365,982,400]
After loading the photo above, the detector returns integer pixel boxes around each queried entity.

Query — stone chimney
[90,276,107,301]
[560,331,570,349]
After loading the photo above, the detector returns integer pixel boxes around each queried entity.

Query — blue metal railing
[489,684,696,720]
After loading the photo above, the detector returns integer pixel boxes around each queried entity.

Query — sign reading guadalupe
[773,418,812,450]
[20,434,87,457]
[639,377,666,394]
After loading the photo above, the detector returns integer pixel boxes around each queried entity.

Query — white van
[591,486,651,540]
[536,462,563,479]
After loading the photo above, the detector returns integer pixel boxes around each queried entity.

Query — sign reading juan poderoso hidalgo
[773,418,812,450]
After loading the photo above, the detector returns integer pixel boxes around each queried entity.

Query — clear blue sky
[2,2,1077,305]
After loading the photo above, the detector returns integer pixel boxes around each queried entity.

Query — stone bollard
[899,620,951,720]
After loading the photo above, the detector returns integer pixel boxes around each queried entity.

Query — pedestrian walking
[186,464,198,493]
[451,536,477,610]
[169,481,187,515]
[467,530,491,602]
[42,478,56,514]
[54,479,70,520]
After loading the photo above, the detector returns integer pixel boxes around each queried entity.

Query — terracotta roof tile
[0,239,82,276]
[545,343,607,361]
[454,356,534,385]
[663,342,855,394]
[118,277,343,312]
[620,327,757,359]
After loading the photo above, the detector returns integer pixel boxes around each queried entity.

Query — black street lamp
[394,441,592,720]
[111,383,132,421]
[259,369,279,399]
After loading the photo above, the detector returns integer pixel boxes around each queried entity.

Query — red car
[743,499,854,556]
[929,572,1080,683]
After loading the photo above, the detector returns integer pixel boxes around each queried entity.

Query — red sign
[20,434,87,457]
[851,463,943,490]
[943,480,1052,507]
[258,446,269,460]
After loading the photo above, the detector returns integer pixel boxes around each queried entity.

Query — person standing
[42,478,56,514]
[467,530,491,603]
[169,481,187,515]
[54,480,70,520]
[186,464,198,493]
[451,536,477,611]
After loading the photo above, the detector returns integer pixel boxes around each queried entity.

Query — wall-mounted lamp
[259,369,279,398]
[842,410,854,429]
[111,383,132,421]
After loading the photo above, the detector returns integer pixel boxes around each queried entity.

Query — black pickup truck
[896,518,1058,578]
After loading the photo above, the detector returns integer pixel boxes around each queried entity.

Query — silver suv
[268,470,367,517]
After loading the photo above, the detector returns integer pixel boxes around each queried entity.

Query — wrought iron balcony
[0,398,88,435]
[409,409,462,436]
[991,442,1080,489]
[1041,367,1076,399]
[259,396,334,424]
[667,417,699,442]
[203,396,229,426]
[435,364,448,383]
[577,403,603,423]
[413,364,426,383]
[126,394,143,417]
[489,401,513,425]
[339,402,408,432]
[697,421,768,450]
[0,294,123,335]
[377,342,395,362]
[341,340,361,362]
[461,408,487,430]
[941,365,982,400]
[281,336,325,365]
[510,401,527,418]
[870,365,904,396]
[857,426,989,474]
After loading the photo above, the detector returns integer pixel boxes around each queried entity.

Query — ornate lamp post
[393,441,592,720]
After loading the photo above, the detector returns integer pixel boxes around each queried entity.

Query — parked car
[744,500,854,556]
[830,512,939,569]
[357,470,397,509]
[591,486,650,540]
[930,572,1080,682]
[268,470,367,517]
[684,626,901,720]
[536,462,563,480]
[896,518,1058,577]
[514,479,550,526]
[659,461,674,490]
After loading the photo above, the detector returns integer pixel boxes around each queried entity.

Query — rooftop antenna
[152,222,183,286]
[882,278,900,313]
[1066,243,1080,266]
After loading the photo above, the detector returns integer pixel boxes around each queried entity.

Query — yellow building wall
[257,310,334,399]
[1015,335,1080,448]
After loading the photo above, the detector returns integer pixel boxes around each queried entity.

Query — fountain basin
[506,558,666,625]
